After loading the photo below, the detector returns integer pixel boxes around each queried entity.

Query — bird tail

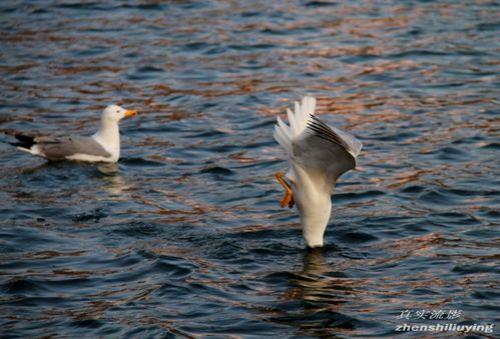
[12,134,35,149]
[273,96,316,155]
[4,132,36,151]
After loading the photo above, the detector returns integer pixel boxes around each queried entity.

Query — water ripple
[0,0,498,337]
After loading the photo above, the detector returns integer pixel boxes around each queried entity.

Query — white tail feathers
[274,96,316,155]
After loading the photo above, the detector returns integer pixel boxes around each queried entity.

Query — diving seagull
[9,104,137,163]
[273,96,362,248]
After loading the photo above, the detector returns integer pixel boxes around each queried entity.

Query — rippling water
[0,1,498,337]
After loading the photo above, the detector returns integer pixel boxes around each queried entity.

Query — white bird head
[101,104,137,122]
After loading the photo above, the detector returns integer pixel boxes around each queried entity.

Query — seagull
[273,96,362,248]
[9,105,137,163]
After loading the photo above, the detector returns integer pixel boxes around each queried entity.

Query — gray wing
[35,136,111,159]
[292,115,360,188]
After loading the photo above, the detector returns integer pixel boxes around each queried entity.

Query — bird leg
[275,171,295,208]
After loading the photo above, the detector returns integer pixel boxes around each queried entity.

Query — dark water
[0,1,498,337]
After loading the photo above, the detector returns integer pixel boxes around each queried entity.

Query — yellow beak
[124,109,138,118]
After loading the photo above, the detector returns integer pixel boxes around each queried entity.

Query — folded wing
[13,134,111,160]
[36,136,111,159]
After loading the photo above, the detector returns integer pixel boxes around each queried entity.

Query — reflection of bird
[302,248,328,276]
[284,249,353,308]
[274,96,362,248]
[9,105,137,163]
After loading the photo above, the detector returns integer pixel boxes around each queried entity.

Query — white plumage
[11,105,137,163]
[274,96,362,248]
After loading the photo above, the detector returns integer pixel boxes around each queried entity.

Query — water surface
[0,0,498,337]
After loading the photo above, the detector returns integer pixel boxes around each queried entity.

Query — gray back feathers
[35,136,111,160]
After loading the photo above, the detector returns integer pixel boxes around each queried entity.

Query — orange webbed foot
[275,172,295,209]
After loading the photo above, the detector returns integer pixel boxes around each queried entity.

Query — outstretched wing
[274,96,362,189]
[293,115,359,187]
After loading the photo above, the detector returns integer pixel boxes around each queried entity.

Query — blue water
[0,1,498,337]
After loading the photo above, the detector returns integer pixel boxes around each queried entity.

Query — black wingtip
[5,132,35,148]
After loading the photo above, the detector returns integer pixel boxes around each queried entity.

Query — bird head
[102,104,137,122]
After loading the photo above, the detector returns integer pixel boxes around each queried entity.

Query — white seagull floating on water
[274,96,362,248]
[10,105,137,163]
